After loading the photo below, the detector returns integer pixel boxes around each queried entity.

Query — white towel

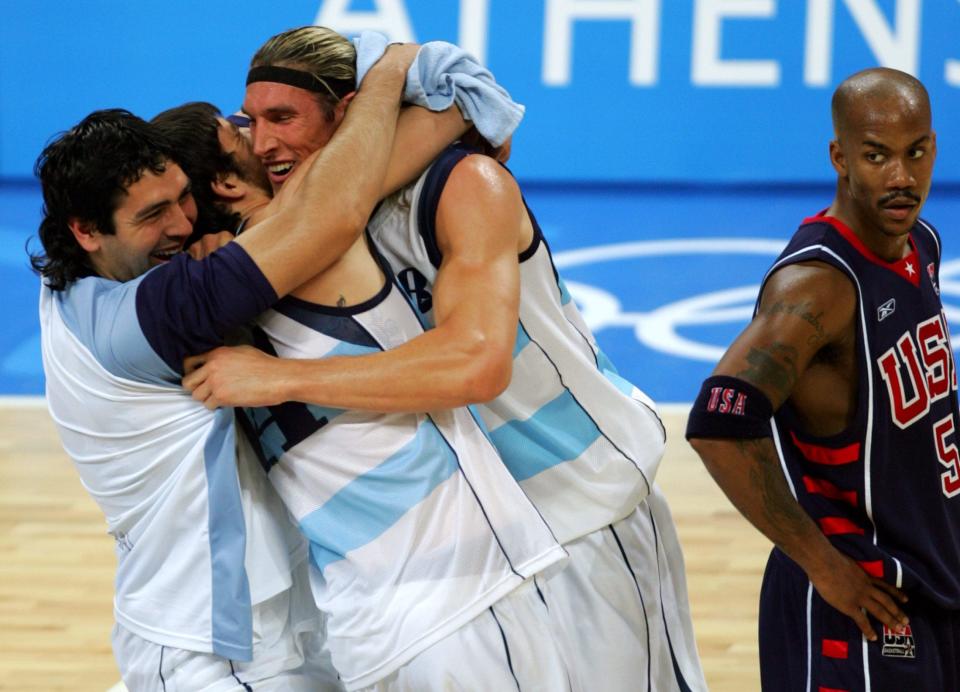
[354,31,523,147]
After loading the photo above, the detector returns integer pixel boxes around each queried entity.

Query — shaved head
[825,68,936,248]
[831,68,930,139]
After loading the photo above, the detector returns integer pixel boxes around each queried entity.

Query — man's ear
[68,218,101,252]
[211,173,246,201]
[829,139,847,177]
[332,91,357,125]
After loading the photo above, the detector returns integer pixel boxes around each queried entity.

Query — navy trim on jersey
[136,242,277,374]
[609,523,653,692]
[272,298,382,348]
[159,646,167,691]
[415,144,478,269]
[429,412,523,578]
[271,232,397,337]
[489,607,523,692]
[462,388,564,548]
[56,274,180,387]
[517,199,544,263]
[416,146,548,271]
[522,320,652,496]
[230,661,253,691]
[646,507,695,692]
[236,329,337,473]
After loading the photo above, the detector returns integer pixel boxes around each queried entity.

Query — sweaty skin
[689,68,937,642]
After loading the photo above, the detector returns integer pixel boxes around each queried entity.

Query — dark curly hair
[30,109,175,291]
[151,102,243,242]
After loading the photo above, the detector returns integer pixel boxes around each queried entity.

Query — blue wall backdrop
[3,1,959,400]
[2,0,959,183]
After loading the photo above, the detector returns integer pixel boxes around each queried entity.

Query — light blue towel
[354,31,523,147]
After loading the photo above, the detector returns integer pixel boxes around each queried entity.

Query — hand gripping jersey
[367,145,666,544]
[236,246,566,690]
[764,214,960,606]
[39,246,304,660]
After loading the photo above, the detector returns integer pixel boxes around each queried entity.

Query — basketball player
[183,25,706,692]
[686,68,960,690]
[154,38,582,691]
[32,47,469,690]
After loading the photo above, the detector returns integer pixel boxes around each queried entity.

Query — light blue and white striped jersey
[237,249,566,689]
[368,146,667,545]
[39,253,304,661]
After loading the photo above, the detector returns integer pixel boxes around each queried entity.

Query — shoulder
[760,260,857,330]
[913,217,942,258]
[57,274,143,333]
[440,154,520,211]
[53,274,178,384]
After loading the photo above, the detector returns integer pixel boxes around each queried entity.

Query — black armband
[685,375,774,440]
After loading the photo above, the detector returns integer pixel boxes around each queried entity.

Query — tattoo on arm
[737,438,810,541]
[760,300,827,346]
[737,342,799,400]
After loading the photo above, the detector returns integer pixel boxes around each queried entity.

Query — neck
[232,193,272,230]
[827,188,912,263]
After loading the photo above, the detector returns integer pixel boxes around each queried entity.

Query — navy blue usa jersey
[764,212,960,608]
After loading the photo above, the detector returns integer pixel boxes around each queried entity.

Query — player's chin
[879,218,916,239]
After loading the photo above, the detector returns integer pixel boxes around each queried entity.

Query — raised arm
[183,155,526,411]
[234,47,409,298]
[276,100,471,202]
[382,105,470,196]
[687,261,908,640]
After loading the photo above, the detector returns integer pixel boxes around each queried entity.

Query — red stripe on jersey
[790,432,860,465]
[821,639,849,659]
[802,476,858,506]
[804,213,920,287]
[858,560,884,578]
[818,687,850,692]
[819,517,865,536]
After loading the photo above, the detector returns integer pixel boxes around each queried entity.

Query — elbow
[687,435,709,458]
[688,435,722,463]
[457,333,513,404]
[340,205,372,242]
[466,358,512,403]
[687,436,738,479]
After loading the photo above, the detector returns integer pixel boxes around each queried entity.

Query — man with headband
[185,25,706,692]
[158,30,577,691]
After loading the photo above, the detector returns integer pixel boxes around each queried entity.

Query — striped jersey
[237,246,566,689]
[367,145,666,544]
[38,244,305,660]
[764,213,960,606]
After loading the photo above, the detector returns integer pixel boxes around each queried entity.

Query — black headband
[246,65,354,100]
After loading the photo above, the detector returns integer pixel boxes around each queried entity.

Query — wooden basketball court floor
[0,401,771,691]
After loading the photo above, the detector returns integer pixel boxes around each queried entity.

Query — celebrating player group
[32,21,957,692]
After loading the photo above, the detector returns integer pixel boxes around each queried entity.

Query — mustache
[878,190,921,206]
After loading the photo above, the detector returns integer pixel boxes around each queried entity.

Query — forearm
[236,56,406,297]
[382,106,469,196]
[691,436,839,575]
[278,327,506,412]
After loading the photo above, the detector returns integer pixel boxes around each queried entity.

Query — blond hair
[251,26,357,116]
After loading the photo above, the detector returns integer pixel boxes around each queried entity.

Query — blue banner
[2,0,959,183]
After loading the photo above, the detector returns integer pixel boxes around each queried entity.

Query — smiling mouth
[267,162,295,179]
[151,249,181,262]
